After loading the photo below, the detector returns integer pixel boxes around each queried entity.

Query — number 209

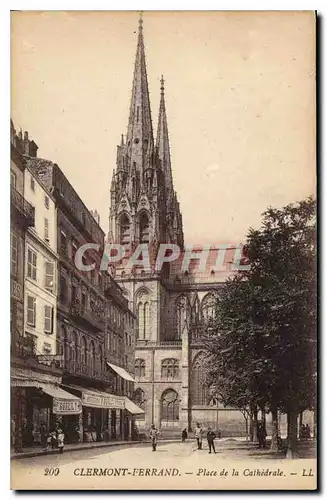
[44,467,60,476]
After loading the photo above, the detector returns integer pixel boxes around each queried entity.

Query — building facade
[26,157,140,444]
[108,18,248,437]
[24,161,58,357]
[10,123,70,452]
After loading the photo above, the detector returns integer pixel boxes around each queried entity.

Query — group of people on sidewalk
[45,422,65,454]
[194,423,220,453]
[148,423,221,454]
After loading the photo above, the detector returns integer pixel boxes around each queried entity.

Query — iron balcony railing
[63,358,113,384]
[70,300,105,333]
[11,185,35,227]
[11,333,63,372]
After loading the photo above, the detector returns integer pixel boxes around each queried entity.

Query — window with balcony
[27,248,37,281]
[80,336,87,365]
[44,305,53,334]
[89,341,95,372]
[27,295,36,326]
[44,218,49,242]
[44,261,54,293]
[11,232,18,276]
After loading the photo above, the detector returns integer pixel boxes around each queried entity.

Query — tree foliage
[205,197,316,422]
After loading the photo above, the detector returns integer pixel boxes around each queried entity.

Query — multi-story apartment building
[10,124,79,452]
[24,163,58,357]
[25,157,141,443]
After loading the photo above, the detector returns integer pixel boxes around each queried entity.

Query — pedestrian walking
[207,427,216,454]
[57,428,65,454]
[257,421,267,449]
[194,423,203,450]
[149,424,159,451]
[182,429,188,442]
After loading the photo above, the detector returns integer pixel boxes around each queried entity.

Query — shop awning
[40,385,82,415]
[62,384,125,410]
[107,362,136,382]
[11,377,82,415]
[11,378,43,387]
[124,397,145,415]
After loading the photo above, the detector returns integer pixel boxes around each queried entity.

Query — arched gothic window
[161,389,179,422]
[144,302,150,338]
[191,353,209,406]
[135,358,145,378]
[133,388,146,420]
[161,359,179,379]
[120,214,131,247]
[201,293,216,324]
[191,295,200,324]
[176,295,189,339]
[137,292,150,340]
[139,212,150,243]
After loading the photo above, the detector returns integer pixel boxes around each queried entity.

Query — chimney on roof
[22,130,38,157]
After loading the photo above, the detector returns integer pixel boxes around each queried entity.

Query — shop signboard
[53,398,82,415]
[82,392,125,409]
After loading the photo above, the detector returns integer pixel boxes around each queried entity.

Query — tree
[205,197,316,457]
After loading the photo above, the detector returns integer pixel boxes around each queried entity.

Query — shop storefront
[106,363,144,440]
[61,384,144,443]
[11,369,82,451]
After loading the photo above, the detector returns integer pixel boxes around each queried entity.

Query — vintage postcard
[10,10,317,490]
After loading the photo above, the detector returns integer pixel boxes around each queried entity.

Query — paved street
[11,439,317,490]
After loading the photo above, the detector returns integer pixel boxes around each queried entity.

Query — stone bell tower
[108,15,183,259]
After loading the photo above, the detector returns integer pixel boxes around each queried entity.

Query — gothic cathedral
[108,16,244,437]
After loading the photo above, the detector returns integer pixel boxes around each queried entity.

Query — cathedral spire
[156,75,173,197]
[126,13,154,175]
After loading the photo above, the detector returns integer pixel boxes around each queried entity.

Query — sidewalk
[11,438,180,460]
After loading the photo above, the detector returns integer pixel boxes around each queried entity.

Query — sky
[11,11,316,245]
